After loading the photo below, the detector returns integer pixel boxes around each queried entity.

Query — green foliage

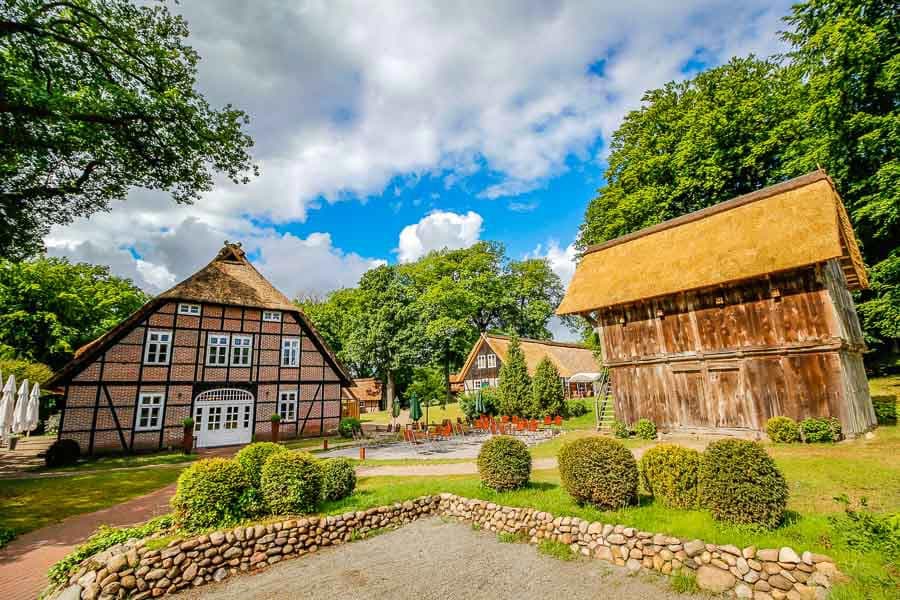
[0,258,148,368]
[234,442,288,488]
[181,417,194,428]
[532,357,565,418]
[44,413,61,435]
[766,416,802,443]
[0,0,256,259]
[406,366,446,407]
[611,419,630,439]
[557,437,638,509]
[0,357,53,385]
[170,458,248,531]
[497,335,532,417]
[634,418,657,440]
[537,538,576,561]
[670,571,699,594]
[459,386,500,420]
[872,396,897,425]
[47,515,173,586]
[270,413,281,423]
[640,444,701,509]
[321,458,357,501]
[338,417,362,439]
[260,452,323,515]
[0,525,15,549]
[566,399,587,418]
[829,496,900,568]
[476,435,532,492]
[699,439,788,528]
[44,439,81,468]
[236,486,268,519]
[801,417,841,443]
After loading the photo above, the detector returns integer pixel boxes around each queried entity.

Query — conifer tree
[497,335,531,416]
[532,356,565,418]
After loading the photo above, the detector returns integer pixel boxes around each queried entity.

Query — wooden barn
[558,172,876,436]
[46,242,352,454]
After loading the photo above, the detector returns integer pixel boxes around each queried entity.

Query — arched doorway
[193,388,254,448]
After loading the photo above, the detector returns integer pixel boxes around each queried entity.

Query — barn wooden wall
[597,261,875,435]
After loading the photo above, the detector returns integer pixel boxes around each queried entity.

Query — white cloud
[528,240,578,287]
[396,210,484,263]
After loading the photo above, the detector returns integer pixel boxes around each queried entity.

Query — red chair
[501,415,510,423]
[516,420,526,434]
[553,415,563,427]
[543,415,552,426]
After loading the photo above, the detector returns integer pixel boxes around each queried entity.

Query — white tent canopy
[568,372,604,383]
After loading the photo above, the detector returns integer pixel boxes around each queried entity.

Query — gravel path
[172,518,696,600]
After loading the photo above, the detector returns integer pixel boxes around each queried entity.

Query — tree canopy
[0,256,149,368]
[0,0,257,259]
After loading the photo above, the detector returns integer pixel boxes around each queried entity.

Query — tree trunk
[386,371,395,410]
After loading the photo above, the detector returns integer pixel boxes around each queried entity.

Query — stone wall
[56,494,842,600]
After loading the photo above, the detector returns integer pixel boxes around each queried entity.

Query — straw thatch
[345,377,382,402]
[456,333,600,380]
[557,171,868,316]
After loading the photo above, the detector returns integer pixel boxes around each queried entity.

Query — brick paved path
[0,484,176,600]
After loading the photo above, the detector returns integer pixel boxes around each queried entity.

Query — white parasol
[26,383,40,432]
[12,379,29,434]
[0,373,13,440]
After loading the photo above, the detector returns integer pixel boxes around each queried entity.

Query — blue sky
[45,1,793,338]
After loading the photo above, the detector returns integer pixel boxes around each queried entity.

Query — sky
[45,0,794,340]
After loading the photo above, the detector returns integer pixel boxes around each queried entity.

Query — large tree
[496,335,531,417]
[0,0,257,259]
[0,257,149,368]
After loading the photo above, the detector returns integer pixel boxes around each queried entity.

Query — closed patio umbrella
[26,383,40,432]
[391,397,400,419]
[409,393,422,423]
[474,389,484,415]
[12,379,29,434]
[0,374,15,441]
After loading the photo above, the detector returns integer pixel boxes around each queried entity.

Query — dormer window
[178,303,201,315]
[487,354,497,368]
[262,311,282,322]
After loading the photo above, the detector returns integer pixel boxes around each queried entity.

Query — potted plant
[270,413,281,443]
[181,417,194,454]
[7,434,19,451]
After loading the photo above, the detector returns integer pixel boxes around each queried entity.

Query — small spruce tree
[497,334,531,416]
[532,356,565,418]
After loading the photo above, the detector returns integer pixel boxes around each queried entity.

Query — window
[281,338,300,367]
[178,303,201,315]
[487,354,497,368]
[136,393,164,431]
[279,390,298,421]
[206,334,230,366]
[480,379,491,388]
[144,330,171,365]
[262,311,282,322]
[230,335,252,366]
[476,355,486,369]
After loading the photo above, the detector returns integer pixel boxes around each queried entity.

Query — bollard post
[323,438,328,450]
[359,447,366,461]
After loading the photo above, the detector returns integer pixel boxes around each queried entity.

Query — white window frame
[281,337,300,367]
[262,311,282,323]
[135,393,165,431]
[144,330,172,365]
[230,335,253,366]
[486,354,497,368]
[476,354,486,369]
[206,334,230,366]
[177,303,201,316]
[278,390,298,422]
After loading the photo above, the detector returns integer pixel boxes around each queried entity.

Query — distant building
[46,243,352,454]
[558,172,876,436]
[344,377,383,413]
[451,333,601,397]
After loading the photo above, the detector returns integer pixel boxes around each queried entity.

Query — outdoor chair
[515,420,526,435]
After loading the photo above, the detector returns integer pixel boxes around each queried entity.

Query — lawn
[360,401,465,425]
[869,374,900,398]
[44,450,199,473]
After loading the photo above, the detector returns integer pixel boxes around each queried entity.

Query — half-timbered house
[46,242,352,454]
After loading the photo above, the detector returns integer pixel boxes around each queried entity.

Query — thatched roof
[558,171,868,315]
[345,377,382,401]
[456,333,600,379]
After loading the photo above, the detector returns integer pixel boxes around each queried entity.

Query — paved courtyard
[173,517,696,600]
[320,431,554,461]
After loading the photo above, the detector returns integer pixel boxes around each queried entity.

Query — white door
[193,389,254,448]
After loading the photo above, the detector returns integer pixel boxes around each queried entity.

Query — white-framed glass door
[193,389,254,447]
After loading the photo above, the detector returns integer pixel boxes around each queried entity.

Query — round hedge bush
[699,439,788,528]
[260,452,323,515]
[634,418,657,440]
[800,417,840,443]
[171,458,248,530]
[477,435,532,491]
[766,416,800,443]
[44,439,80,468]
[235,442,289,487]
[640,444,701,509]
[322,458,357,501]
[611,419,630,439]
[558,437,638,509]
[338,417,361,439]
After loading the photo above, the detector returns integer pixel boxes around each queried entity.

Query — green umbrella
[409,392,423,422]
[474,389,484,415]
[391,397,401,419]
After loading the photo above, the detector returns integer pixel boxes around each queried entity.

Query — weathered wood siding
[461,340,502,391]
[597,261,874,435]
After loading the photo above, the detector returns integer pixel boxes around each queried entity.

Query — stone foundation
[56,494,842,600]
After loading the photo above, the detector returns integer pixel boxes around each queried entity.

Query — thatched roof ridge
[455,333,600,380]
[558,171,868,315]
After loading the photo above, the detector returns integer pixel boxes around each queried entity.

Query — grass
[360,401,465,425]
[669,571,699,594]
[43,450,198,473]
[869,374,900,398]
[537,538,576,561]
[529,430,651,459]
[281,435,346,452]
[497,530,528,543]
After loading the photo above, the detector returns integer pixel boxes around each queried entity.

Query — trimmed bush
[634,418,657,440]
[567,399,588,417]
[338,417,361,439]
[801,417,840,443]
[235,442,288,487]
[171,458,248,530]
[640,444,701,509]
[558,437,638,509]
[872,396,898,425]
[699,439,788,528]
[260,452,323,515]
[44,438,80,468]
[322,458,357,501]
[611,419,630,439]
[477,435,532,491]
[766,416,801,443]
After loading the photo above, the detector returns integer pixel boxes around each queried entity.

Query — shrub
[338,417,361,439]
[699,439,788,528]
[532,357,566,418]
[235,442,288,488]
[171,458,248,530]
[766,416,801,443]
[829,496,900,565]
[640,444,701,509]
[557,437,638,509]
[44,439,80,468]
[567,399,588,417]
[872,396,897,425]
[634,418,657,440]
[611,419,630,439]
[260,452,323,515]
[800,417,839,443]
[322,458,357,501]
[459,387,500,420]
[44,413,61,435]
[477,435,532,491]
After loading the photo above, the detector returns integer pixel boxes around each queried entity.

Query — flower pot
[7,436,18,451]
[182,426,193,454]
[271,421,280,443]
